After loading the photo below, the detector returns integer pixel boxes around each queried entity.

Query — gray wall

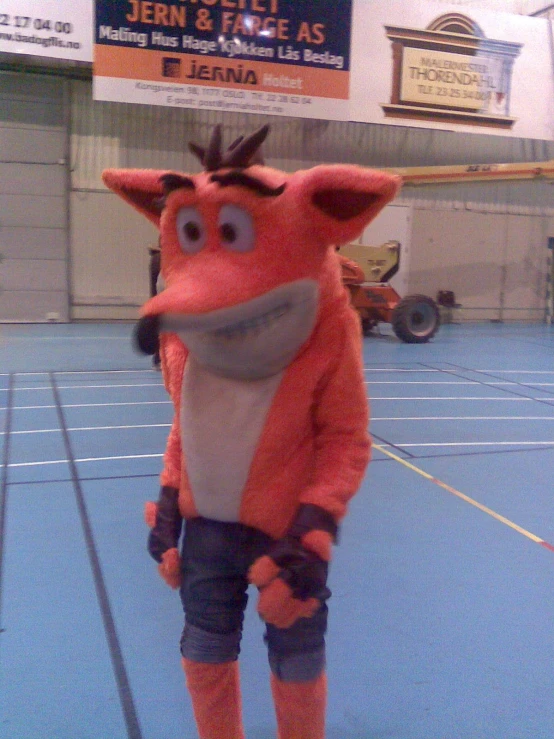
[409,209,551,321]
[0,72,69,321]
[69,80,553,322]
[1,72,552,322]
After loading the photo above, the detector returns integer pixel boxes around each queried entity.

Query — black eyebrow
[155,173,196,212]
[210,170,286,197]
[159,173,196,194]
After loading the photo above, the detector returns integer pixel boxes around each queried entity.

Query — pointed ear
[294,165,401,245]
[102,169,168,226]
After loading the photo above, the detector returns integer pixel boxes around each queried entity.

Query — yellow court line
[373,443,553,550]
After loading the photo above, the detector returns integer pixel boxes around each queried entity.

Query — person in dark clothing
[148,242,162,369]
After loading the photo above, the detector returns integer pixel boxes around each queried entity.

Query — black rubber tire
[361,318,377,336]
[391,294,440,343]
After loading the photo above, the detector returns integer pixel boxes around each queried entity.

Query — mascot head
[103,124,401,379]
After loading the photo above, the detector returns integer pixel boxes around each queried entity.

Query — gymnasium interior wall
[1,71,553,322]
[69,79,554,321]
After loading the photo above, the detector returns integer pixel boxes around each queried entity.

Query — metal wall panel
[0,71,68,322]
[503,214,549,320]
[0,227,65,260]
[0,289,68,322]
[70,190,157,316]
[70,78,554,191]
[0,72,63,101]
[0,162,65,195]
[5,258,66,291]
[398,180,554,216]
[69,78,553,320]
[0,127,65,163]
[0,99,65,129]
[409,208,550,320]
[0,193,66,229]
[410,209,508,320]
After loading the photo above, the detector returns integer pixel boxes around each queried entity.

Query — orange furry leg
[182,658,245,739]
[271,672,327,739]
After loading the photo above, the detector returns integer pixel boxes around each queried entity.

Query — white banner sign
[350,0,554,140]
[0,1,93,61]
[93,0,353,121]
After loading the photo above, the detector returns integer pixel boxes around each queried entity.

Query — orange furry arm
[158,332,187,488]
[249,312,369,628]
[160,414,182,488]
[299,312,371,522]
[144,333,187,589]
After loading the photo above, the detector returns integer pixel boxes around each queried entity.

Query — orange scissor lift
[340,159,554,342]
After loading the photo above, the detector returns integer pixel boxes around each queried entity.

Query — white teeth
[212,304,289,339]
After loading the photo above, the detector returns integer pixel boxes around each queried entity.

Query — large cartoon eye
[176,207,206,254]
[218,205,255,253]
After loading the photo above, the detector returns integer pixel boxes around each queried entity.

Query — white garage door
[0,72,68,322]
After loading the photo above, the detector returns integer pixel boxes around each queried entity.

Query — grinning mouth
[212,303,290,339]
[161,278,320,379]
[160,281,312,337]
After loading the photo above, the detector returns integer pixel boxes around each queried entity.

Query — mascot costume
[102,124,400,739]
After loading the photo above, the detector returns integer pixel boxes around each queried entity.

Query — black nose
[133,315,160,355]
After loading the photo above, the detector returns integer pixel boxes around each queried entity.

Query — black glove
[249,504,338,628]
[269,503,337,599]
[265,534,329,602]
[146,485,183,563]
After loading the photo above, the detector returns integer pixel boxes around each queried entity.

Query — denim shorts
[179,517,328,682]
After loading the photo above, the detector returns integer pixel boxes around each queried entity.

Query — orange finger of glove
[158,547,182,589]
[301,530,333,562]
[257,578,319,629]
[248,555,281,588]
[144,501,158,528]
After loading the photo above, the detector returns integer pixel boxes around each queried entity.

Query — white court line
[0,401,172,411]
[371,381,554,386]
[365,381,531,385]
[363,369,554,374]
[0,370,155,377]
[476,370,554,373]
[2,336,124,342]
[4,452,164,469]
[0,423,171,435]
[380,441,554,448]
[364,368,439,372]
[366,381,477,385]
[11,382,163,392]
[9,380,552,389]
[372,415,554,421]
[4,368,550,378]
[0,373,48,378]
[1,398,552,410]
[5,417,552,434]
[56,370,154,375]
[4,440,553,470]
[25,417,553,427]
[370,396,550,401]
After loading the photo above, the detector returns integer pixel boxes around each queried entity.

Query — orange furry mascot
[103,124,400,739]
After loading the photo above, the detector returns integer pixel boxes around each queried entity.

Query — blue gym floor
[1,322,553,739]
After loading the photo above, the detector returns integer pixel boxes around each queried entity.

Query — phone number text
[0,15,73,33]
